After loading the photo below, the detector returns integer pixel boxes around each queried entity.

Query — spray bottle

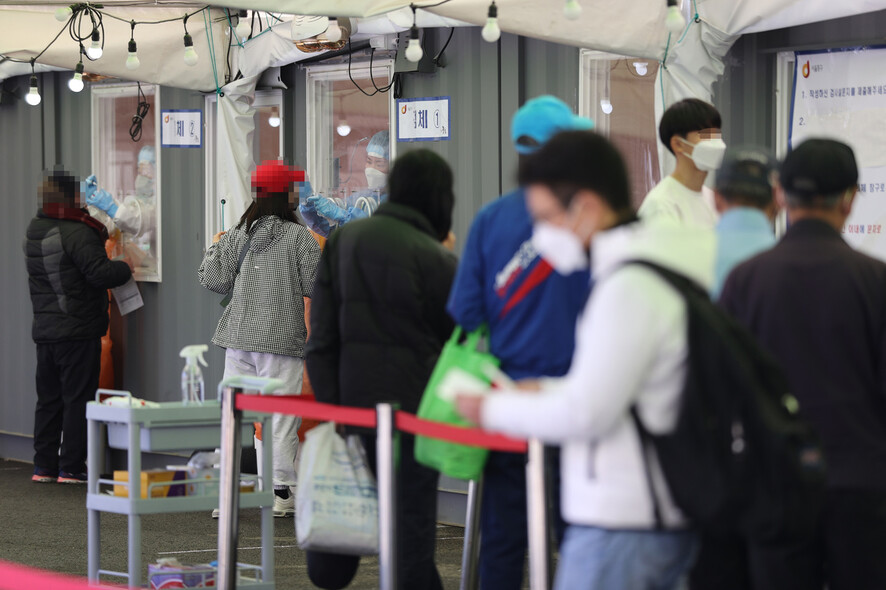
[180,345,209,405]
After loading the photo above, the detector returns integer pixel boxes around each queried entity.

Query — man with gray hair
[720,138,886,589]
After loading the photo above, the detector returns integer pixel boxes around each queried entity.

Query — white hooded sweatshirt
[482,220,715,530]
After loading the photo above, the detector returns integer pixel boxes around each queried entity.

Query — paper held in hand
[436,363,516,402]
[112,277,144,316]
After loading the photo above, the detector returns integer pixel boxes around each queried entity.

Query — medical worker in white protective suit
[85,145,157,242]
[298,130,389,237]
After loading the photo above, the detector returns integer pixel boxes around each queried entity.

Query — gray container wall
[285,30,581,252]
[0,74,222,461]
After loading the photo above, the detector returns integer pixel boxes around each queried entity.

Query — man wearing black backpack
[720,138,886,590]
[456,130,717,589]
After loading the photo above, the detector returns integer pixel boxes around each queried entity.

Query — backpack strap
[630,406,664,531]
[621,259,702,532]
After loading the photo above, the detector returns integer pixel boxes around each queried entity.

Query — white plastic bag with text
[295,422,379,555]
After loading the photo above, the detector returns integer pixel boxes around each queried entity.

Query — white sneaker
[273,492,295,518]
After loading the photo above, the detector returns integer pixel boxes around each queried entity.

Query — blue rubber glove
[309,195,349,224]
[298,202,332,238]
[82,175,98,202]
[347,206,369,221]
[86,187,118,218]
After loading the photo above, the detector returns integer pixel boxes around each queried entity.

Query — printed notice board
[161,109,202,148]
[397,97,450,142]
[791,47,886,260]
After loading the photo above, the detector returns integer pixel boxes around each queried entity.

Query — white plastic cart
[86,389,275,588]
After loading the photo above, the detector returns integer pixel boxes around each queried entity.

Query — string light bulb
[68,55,85,92]
[86,31,103,60]
[55,5,72,22]
[405,25,423,62]
[564,0,582,20]
[336,121,352,136]
[268,108,281,128]
[26,75,41,106]
[666,0,686,34]
[183,34,198,66]
[235,10,251,41]
[482,1,500,43]
[324,17,342,42]
[126,21,140,70]
[600,99,613,114]
[633,61,649,76]
[25,61,41,106]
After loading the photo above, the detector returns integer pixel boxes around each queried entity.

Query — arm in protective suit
[83,174,154,237]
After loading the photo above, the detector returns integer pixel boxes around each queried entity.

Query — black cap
[716,146,777,204]
[781,138,858,199]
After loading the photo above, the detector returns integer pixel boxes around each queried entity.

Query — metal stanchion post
[526,438,550,590]
[376,403,399,590]
[218,386,243,590]
[459,477,483,590]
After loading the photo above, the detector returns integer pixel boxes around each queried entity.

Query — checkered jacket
[198,215,320,358]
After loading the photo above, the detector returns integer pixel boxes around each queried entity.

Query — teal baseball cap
[511,95,594,155]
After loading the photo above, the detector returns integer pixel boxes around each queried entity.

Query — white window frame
[774,51,797,236]
[203,89,283,248]
[91,83,162,282]
[303,59,396,193]
[578,49,629,137]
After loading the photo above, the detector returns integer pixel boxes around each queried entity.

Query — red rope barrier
[236,394,377,428]
[0,560,133,590]
[396,411,527,453]
[234,393,527,454]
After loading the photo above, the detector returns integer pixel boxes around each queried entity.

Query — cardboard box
[113,469,187,499]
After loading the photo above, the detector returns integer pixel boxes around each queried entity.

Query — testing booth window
[305,60,395,208]
[203,90,283,248]
[580,50,661,210]
[91,83,161,282]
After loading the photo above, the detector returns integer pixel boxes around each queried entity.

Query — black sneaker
[57,471,88,484]
[32,466,58,483]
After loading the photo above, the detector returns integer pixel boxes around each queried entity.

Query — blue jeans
[554,525,697,590]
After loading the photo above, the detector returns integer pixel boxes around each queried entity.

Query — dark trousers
[749,488,886,590]
[306,433,443,590]
[690,489,886,590]
[479,449,565,590]
[34,339,101,474]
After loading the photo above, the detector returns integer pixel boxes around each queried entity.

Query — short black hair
[42,166,79,204]
[388,149,454,241]
[518,130,631,214]
[659,98,722,155]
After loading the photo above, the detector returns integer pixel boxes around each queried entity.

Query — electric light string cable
[129,80,149,142]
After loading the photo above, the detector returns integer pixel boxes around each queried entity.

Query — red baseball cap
[251,160,305,196]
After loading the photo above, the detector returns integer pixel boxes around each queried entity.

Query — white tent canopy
[2,0,885,215]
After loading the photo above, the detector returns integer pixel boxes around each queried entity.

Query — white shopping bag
[295,422,379,555]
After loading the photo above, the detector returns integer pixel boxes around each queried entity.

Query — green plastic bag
[414,326,500,480]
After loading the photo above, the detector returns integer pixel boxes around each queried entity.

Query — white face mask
[531,221,589,275]
[365,167,387,190]
[679,137,727,172]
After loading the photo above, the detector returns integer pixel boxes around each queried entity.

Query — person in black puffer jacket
[306,149,457,590]
[23,167,132,484]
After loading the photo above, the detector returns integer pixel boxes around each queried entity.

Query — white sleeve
[113,199,143,235]
[481,268,684,443]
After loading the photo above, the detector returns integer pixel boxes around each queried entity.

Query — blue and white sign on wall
[161,109,202,148]
[397,97,450,142]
